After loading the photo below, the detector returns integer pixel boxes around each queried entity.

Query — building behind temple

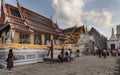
[89,27,107,50]
[78,27,107,51]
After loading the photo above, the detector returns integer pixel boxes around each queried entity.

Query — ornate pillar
[50,35,53,59]
[30,33,34,44]
[41,34,45,45]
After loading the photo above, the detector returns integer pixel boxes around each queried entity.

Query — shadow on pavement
[114,57,120,75]
[43,58,74,64]
[43,58,62,64]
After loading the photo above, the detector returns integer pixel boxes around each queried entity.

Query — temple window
[14,55,25,61]
[34,34,42,45]
[0,55,6,61]
[19,34,30,44]
[26,54,36,59]
[10,8,21,18]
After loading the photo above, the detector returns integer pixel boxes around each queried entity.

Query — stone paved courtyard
[0,56,120,75]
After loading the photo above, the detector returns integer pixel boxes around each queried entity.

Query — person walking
[110,49,113,56]
[6,49,14,72]
[58,52,63,62]
[101,48,104,57]
[113,49,117,56]
[106,49,110,56]
[98,47,101,58]
[103,49,107,58]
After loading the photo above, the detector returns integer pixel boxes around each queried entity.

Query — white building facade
[77,29,95,52]
[107,25,120,49]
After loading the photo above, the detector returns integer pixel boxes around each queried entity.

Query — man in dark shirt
[98,47,101,58]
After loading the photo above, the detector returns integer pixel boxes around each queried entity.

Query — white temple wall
[117,40,120,48]
[107,40,118,49]
[0,49,46,68]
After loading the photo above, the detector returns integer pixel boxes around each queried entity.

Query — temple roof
[109,28,117,41]
[62,25,85,44]
[63,25,84,34]
[89,27,106,39]
[62,26,76,33]
[0,3,62,36]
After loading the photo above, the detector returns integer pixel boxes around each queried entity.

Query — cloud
[83,10,113,37]
[52,0,84,27]
[52,0,113,29]
[83,10,113,28]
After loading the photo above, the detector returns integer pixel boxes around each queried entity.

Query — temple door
[111,44,115,50]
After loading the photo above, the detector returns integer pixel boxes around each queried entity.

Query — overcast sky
[5,0,120,38]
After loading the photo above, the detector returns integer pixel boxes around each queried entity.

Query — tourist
[98,47,101,58]
[76,49,80,57]
[113,49,117,56]
[118,48,120,56]
[86,47,89,55]
[65,50,70,62]
[69,49,72,60]
[115,49,117,56]
[106,49,110,56]
[58,52,63,62]
[93,50,96,55]
[6,49,14,72]
[103,49,107,58]
[101,48,104,57]
[110,49,113,56]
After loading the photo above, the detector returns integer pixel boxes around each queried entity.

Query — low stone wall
[0,49,46,68]
[0,48,82,68]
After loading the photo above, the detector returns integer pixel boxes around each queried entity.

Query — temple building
[107,25,120,50]
[77,27,95,52]
[0,0,64,67]
[107,28,117,49]
[62,25,85,45]
[0,0,62,45]
[0,0,80,68]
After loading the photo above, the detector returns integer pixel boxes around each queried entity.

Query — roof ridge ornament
[16,0,33,32]
[109,28,116,40]
[112,28,114,36]
[50,15,56,28]
[16,0,21,7]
